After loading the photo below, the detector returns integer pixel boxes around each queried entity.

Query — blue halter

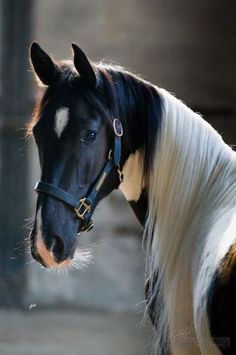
[34,119,123,232]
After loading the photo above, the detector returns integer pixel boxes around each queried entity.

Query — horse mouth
[31,247,50,268]
[30,232,92,270]
[31,244,72,268]
[30,232,72,268]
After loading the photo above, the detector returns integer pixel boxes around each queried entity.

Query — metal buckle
[74,198,91,220]
[113,118,123,137]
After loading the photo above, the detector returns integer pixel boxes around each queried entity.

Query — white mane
[145,88,236,354]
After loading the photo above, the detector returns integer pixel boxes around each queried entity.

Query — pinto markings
[119,150,144,202]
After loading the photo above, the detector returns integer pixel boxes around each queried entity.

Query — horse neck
[146,88,236,276]
[118,76,236,236]
[141,89,236,355]
[118,75,161,223]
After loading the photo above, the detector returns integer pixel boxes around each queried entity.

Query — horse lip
[31,246,48,268]
[31,243,72,268]
[30,216,79,267]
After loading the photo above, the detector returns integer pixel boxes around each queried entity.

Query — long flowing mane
[91,66,236,352]
[145,89,236,353]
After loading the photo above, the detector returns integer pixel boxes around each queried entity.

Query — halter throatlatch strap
[34,118,123,232]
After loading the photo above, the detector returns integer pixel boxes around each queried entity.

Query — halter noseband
[34,118,124,232]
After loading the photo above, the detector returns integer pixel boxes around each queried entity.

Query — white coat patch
[54,107,69,138]
[119,150,144,202]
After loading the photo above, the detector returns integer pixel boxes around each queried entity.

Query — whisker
[71,247,93,270]
[25,259,35,266]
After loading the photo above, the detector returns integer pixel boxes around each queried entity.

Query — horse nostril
[51,236,66,262]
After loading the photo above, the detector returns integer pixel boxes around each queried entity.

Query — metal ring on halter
[113,118,123,137]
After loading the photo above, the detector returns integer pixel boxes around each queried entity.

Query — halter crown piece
[34,118,124,232]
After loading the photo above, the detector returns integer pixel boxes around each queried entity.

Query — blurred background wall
[0,0,235,352]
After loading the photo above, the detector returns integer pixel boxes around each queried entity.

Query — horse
[28,42,236,355]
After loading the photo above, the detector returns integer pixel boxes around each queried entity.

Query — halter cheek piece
[34,119,124,233]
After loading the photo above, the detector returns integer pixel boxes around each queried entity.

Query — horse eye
[81,130,96,143]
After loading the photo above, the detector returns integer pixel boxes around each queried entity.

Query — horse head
[29,43,123,267]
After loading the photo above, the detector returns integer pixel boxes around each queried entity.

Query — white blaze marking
[119,150,144,202]
[54,107,69,138]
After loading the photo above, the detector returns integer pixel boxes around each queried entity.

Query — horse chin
[32,249,71,269]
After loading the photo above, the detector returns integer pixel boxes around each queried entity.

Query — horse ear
[71,43,97,88]
[30,42,59,86]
